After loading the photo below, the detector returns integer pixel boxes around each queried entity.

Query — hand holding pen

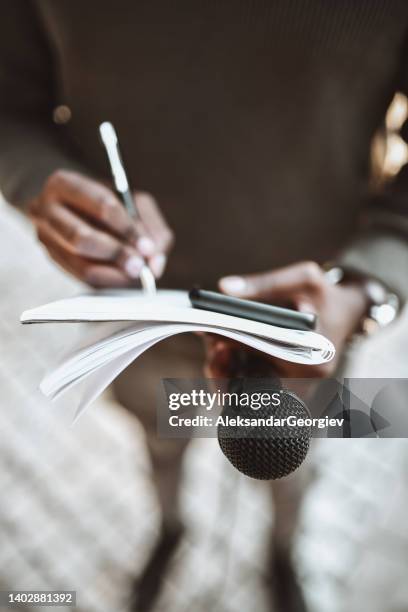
[28,129,173,290]
[99,122,170,294]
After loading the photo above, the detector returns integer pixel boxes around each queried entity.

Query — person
[1,2,408,610]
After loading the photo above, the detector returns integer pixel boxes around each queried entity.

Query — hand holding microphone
[216,260,369,378]
[205,260,369,480]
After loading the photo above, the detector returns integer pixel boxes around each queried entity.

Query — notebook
[21,290,335,419]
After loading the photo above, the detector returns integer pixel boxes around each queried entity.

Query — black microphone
[217,352,312,480]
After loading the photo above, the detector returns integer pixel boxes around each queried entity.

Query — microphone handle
[226,348,280,386]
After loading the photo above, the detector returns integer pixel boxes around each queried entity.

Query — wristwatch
[324,265,400,335]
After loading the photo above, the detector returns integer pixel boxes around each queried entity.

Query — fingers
[45,242,133,288]
[203,335,273,378]
[43,170,137,241]
[204,337,243,378]
[32,204,144,279]
[219,261,325,301]
[30,170,176,286]
[135,193,174,251]
[133,192,175,278]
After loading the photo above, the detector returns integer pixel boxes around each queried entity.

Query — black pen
[189,288,316,331]
[99,121,156,295]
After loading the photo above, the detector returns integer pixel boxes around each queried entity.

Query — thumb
[218,275,250,297]
[218,272,276,300]
[218,262,324,302]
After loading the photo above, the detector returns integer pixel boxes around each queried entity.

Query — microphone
[217,352,312,480]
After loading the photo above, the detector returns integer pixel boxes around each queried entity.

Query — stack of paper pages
[21,290,335,418]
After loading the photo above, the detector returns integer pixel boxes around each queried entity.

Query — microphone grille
[218,387,311,480]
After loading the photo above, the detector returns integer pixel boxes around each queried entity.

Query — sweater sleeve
[336,43,408,303]
[336,179,408,303]
[0,0,85,209]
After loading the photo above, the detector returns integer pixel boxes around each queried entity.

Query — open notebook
[21,290,335,419]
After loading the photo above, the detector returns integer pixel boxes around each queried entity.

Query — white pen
[99,121,157,295]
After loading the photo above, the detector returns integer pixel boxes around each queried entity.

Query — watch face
[324,265,399,333]
[371,303,398,327]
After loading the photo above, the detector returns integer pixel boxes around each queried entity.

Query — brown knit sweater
[1,0,408,298]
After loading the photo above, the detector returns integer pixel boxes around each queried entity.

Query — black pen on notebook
[99,121,157,295]
[189,288,316,331]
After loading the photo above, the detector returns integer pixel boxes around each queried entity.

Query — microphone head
[217,380,311,480]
